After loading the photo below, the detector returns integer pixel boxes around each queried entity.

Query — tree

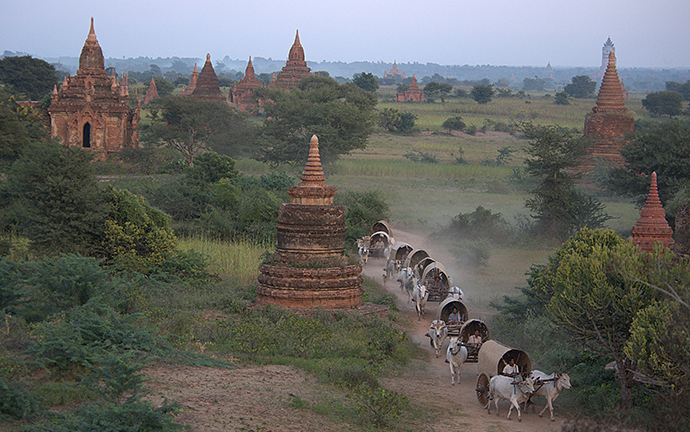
[256,76,376,166]
[564,75,596,98]
[554,91,570,105]
[523,76,545,91]
[423,82,453,103]
[442,116,466,132]
[521,122,610,240]
[352,72,379,92]
[3,141,108,255]
[0,56,57,101]
[378,108,416,133]
[0,89,50,171]
[142,96,254,166]
[608,120,690,204]
[641,91,684,118]
[471,84,494,104]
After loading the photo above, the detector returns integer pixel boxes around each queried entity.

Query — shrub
[442,116,466,131]
[402,151,439,163]
[0,376,42,420]
[352,384,408,427]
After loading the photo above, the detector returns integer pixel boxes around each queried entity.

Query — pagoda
[143,77,159,105]
[231,56,263,113]
[631,172,674,253]
[384,60,405,79]
[271,30,312,89]
[581,52,634,175]
[396,75,424,102]
[191,54,223,101]
[182,63,199,96]
[48,18,139,160]
[256,135,364,310]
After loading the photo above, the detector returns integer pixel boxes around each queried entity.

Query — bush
[352,384,408,427]
[336,190,390,242]
[402,151,439,163]
[442,116,466,131]
[0,376,42,420]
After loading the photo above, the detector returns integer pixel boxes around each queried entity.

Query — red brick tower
[191,54,223,101]
[232,56,263,113]
[631,172,674,252]
[271,30,312,89]
[143,77,159,105]
[396,75,424,102]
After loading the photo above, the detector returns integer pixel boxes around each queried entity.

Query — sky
[3,0,689,69]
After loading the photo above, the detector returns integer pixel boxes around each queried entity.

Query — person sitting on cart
[447,307,461,323]
[468,329,482,348]
[502,356,520,377]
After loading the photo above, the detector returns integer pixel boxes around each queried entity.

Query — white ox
[425,319,448,358]
[445,337,468,385]
[397,267,415,300]
[358,245,369,266]
[528,370,571,421]
[487,375,535,422]
[411,284,428,320]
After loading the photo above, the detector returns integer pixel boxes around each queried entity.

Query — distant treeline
[3,50,688,92]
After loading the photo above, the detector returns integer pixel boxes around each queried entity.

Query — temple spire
[79,17,104,71]
[287,135,337,205]
[593,52,627,114]
[631,172,674,252]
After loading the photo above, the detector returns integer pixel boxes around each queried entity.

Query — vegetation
[471,84,495,104]
[352,72,379,92]
[564,75,597,98]
[0,55,57,101]
[641,90,684,118]
[378,107,416,133]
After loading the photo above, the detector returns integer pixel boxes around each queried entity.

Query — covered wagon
[475,340,532,408]
[421,262,451,302]
[459,319,490,362]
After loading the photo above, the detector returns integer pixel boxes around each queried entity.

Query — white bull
[358,246,369,266]
[528,370,571,421]
[411,284,428,320]
[425,319,448,358]
[445,337,468,385]
[487,375,535,422]
[397,267,415,300]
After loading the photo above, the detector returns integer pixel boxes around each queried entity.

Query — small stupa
[256,135,364,310]
[143,77,159,105]
[631,172,674,252]
[182,63,199,96]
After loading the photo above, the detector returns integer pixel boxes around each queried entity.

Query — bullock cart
[435,296,469,338]
[371,220,391,237]
[475,340,532,409]
[459,319,490,363]
[369,231,391,258]
[421,262,451,302]
[403,249,430,274]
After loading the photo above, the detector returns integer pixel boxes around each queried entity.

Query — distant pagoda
[143,77,159,105]
[256,135,364,310]
[384,60,405,79]
[231,56,263,113]
[581,52,634,176]
[396,74,424,102]
[631,172,674,253]
[182,63,199,96]
[271,30,312,89]
[191,54,223,101]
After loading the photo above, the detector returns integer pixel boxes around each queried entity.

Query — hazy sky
[3,0,689,69]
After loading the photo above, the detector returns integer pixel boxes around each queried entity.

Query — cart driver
[468,329,482,347]
[448,307,461,323]
[502,356,519,377]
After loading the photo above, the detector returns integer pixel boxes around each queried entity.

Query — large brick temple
[48,18,139,159]
[270,30,312,89]
[256,135,364,310]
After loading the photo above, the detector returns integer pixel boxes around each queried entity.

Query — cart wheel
[476,372,491,409]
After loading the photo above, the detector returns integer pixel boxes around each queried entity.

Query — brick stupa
[143,77,159,105]
[582,52,635,173]
[396,75,424,102]
[48,18,139,159]
[182,63,198,96]
[191,54,223,101]
[271,30,312,89]
[631,172,674,252]
[256,135,364,310]
[231,56,263,113]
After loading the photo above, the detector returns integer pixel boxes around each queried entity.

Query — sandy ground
[143,228,565,432]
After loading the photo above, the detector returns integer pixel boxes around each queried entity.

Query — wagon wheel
[475,372,491,409]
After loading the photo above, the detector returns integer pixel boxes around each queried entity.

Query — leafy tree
[256,76,376,166]
[0,89,50,171]
[564,75,596,98]
[336,190,390,241]
[0,55,57,100]
[471,84,494,104]
[608,120,690,204]
[186,152,238,184]
[442,116,465,132]
[378,108,415,133]
[3,141,108,255]
[554,91,570,105]
[353,72,379,92]
[521,122,610,240]
[423,82,453,103]
[523,76,545,91]
[142,96,253,166]
[665,80,690,101]
[641,91,684,118]
[396,82,410,93]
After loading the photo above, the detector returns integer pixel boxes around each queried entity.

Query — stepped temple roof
[593,52,627,114]
[632,172,674,252]
[191,54,223,101]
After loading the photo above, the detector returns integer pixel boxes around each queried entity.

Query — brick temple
[190,54,223,101]
[384,60,405,79]
[231,56,263,113]
[582,52,635,175]
[396,75,424,102]
[181,63,199,96]
[631,172,674,253]
[271,30,312,89]
[256,135,364,310]
[48,18,139,159]
[143,77,159,105]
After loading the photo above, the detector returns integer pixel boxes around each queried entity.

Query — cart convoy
[358,221,571,423]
